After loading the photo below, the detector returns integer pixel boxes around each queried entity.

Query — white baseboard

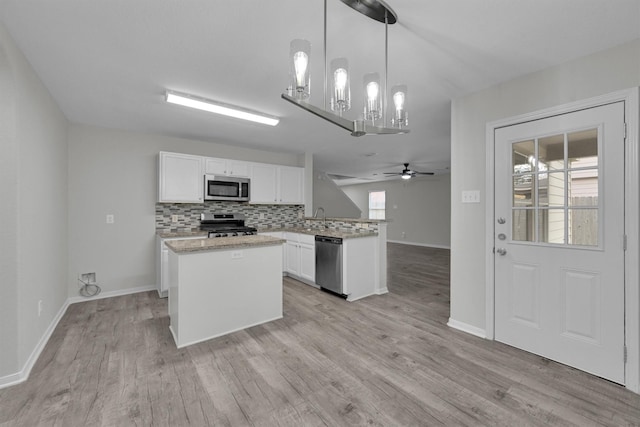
[387,240,451,250]
[68,284,156,305]
[447,318,487,339]
[0,298,69,390]
[0,284,157,390]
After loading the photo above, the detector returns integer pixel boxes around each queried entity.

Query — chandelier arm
[383,9,388,127]
[323,0,328,111]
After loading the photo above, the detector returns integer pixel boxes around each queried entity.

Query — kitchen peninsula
[166,235,284,348]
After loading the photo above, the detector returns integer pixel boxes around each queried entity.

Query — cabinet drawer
[298,233,315,245]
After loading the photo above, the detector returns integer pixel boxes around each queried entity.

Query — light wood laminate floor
[2,243,640,426]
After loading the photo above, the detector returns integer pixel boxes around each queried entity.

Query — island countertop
[165,235,285,253]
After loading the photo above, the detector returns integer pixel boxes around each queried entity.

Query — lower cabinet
[285,232,315,284]
[261,231,315,285]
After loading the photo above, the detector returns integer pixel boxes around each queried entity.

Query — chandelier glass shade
[282,0,409,137]
[390,84,408,128]
[329,57,351,115]
[289,39,311,100]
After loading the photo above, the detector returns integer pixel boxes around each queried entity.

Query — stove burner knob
[215,233,222,238]
[232,232,238,236]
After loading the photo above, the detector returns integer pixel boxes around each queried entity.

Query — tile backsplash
[155,203,305,232]
[156,203,379,234]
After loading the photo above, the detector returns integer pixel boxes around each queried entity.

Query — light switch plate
[106,214,115,224]
[462,190,480,203]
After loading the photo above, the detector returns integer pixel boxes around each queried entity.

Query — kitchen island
[166,235,284,348]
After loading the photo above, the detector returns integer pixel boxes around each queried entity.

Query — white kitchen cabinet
[158,152,204,203]
[284,232,315,285]
[298,236,315,282]
[250,163,278,203]
[156,235,206,297]
[279,166,305,204]
[250,163,305,205]
[204,157,250,177]
[285,240,300,276]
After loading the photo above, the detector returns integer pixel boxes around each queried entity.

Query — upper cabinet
[279,166,304,204]
[158,152,203,203]
[249,163,304,205]
[250,163,278,203]
[204,157,250,177]
[158,151,304,205]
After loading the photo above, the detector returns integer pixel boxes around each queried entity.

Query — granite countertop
[156,230,209,239]
[303,217,386,224]
[165,235,285,253]
[259,227,378,239]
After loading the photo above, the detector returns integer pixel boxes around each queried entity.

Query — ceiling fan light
[401,173,412,180]
[390,84,408,128]
[289,39,311,100]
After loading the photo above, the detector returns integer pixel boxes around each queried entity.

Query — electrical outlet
[259,213,265,219]
[106,214,115,224]
[171,215,179,223]
[401,231,406,239]
[38,300,42,317]
[231,251,243,259]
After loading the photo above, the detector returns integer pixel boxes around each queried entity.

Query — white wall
[450,39,640,330]
[67,124,302,296]
[0,23,68,379]
[313,171,362,218]
[341,174,451,248]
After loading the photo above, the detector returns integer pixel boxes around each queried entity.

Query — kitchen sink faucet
[314,207,328,228]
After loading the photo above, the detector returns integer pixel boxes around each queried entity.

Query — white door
[494,102,625,384]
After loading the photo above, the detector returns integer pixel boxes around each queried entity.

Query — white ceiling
[1,0,639,184]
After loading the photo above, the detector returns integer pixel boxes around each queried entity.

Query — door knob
[496,248,507,256]
[497,217,506,224]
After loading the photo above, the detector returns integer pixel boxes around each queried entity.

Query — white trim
[67,284,156,305]
[0,284,158,390]
[0,299,69,390]
[375,287,389,295]
[387,240,451,249]
[485,87,640,393]
[447,318,487,338]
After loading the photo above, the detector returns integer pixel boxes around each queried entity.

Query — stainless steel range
[200,213,257,238]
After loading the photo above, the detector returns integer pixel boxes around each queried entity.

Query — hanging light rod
[166,90,279,127]
[281,0,409,137]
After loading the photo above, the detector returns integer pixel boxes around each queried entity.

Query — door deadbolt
[498,233,506,240]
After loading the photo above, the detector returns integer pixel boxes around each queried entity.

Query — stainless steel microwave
[204,175,250,202]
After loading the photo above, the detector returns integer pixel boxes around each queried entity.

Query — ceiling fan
[383,163,434,180]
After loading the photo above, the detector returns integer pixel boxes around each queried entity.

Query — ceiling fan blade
[415,172,435,175]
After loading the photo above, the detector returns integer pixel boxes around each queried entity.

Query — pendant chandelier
[281,0,409,137]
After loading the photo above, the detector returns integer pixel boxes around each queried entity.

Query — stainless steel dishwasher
[315,235,345,297]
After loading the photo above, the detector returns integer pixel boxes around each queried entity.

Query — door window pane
[512,140,535,174]
[568,129,598,168]
[513,174,534,207]
[568,169,598,207]
[569,208,598,246]
[539,134,564,171]
[539,172,565,207]
[539,208,565,244]
[512,209,535,242]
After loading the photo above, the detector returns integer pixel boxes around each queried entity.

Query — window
[369,190,386,220]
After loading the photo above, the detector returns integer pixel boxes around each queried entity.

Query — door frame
[484,87,640,393]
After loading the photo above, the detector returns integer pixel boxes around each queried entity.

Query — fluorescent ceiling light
[165,90,279,126]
